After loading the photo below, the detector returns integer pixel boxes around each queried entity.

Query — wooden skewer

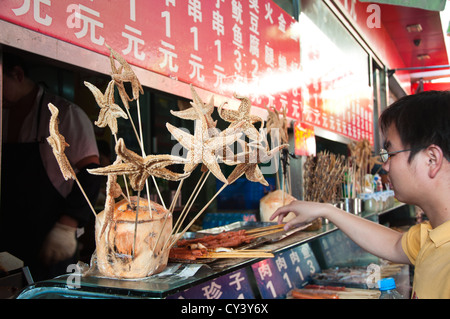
[163,171,210,252]
[132,190,141,259]
[245,223,286,234]
[169,182,228,248]
[247,228,286,239]
[169,178,184,213]
[113,134,131,205]
[232,249,272,252]
[74,178,97,218]
[202,251,274,259]
[170,171,209,239]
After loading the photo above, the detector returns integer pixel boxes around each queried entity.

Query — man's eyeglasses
[379,148,413,163]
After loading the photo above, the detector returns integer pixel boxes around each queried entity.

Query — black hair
[379,90,450,162]
[2,52,29,77]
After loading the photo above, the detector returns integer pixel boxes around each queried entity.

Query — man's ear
[11,65,25,82]
[425,144,444,178]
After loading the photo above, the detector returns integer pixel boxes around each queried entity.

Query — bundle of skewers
[345,139,381,198]
[303,151,346,204]
[45,44,288,278]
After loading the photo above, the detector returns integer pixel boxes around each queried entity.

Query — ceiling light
[406,24,423,32]
[417,54,430,60]
[430,77,450,83]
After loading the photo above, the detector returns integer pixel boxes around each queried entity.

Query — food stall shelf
[16,203,406,299]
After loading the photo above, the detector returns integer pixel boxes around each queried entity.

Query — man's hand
[270,200,331,230]
[39,222,77,265]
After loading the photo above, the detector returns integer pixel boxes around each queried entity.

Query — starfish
[170,84,217,130]
[47,103,76,181]
[218,93,262,141]
[84,80,128,135]
[225,139,288,186]
[88,138,190,191]
[106,44,144,109]
[266,106,289,144]
[166,103,244,184]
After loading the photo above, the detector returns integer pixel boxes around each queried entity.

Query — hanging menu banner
[1,1,376,142]
[298,12,374,143]
[0,0,302,120]
[251,243,320,299]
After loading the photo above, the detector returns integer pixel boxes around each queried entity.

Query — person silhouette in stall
[1,52,101,281]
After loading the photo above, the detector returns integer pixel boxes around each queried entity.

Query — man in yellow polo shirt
[402,220,450,298]
[271,90,450,298]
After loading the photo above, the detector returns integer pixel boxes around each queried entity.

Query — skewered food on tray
[169,224,285,261]
[289,284,380,299]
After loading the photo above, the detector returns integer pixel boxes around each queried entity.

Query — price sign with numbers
[168,268,255,299]
[0,0,302,120]
[251,243,320,299]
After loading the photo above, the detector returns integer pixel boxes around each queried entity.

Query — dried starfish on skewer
[84,80,128,135]
[88,138,190,192]
[166,99,244,183]
[265,105,290,193]
[224,138,288,186]
[106,44,143,109]
[218,93,262,141]
[172,85,238,165]
[170,84,217,130]
[47,103,96,217]
[266,105,289,144]
[47,103,76,181]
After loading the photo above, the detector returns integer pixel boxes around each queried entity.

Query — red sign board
[0,0,302,120]
[299,13,374,143]
[294,122,315,156]
[1,0,375,142]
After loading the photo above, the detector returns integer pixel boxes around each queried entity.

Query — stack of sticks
[303,151,346,203]
[346,139,382,197]
[244,223,287,239]
[343,156,357,199]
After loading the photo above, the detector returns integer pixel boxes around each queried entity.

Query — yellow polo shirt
[402,220,450,299]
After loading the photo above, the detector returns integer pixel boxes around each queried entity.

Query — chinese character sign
[1,0,302,120]
[298,12,374,143]
[167,268,255,299]
[251,243,320,298]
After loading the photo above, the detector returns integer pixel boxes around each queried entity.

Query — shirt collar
[428,220,450,247]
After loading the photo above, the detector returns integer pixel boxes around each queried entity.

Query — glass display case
[17,203,410,299]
